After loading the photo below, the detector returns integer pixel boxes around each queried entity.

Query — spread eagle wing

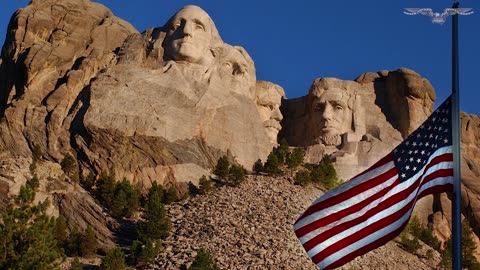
[404,8,433,16]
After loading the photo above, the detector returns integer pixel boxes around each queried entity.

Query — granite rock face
[0,1,273,188]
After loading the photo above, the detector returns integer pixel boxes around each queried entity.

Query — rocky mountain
[1,0,480,268]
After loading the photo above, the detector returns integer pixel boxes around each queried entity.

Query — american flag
[294,97,454,270]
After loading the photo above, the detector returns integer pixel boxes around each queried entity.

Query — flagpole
[451,2,462,270]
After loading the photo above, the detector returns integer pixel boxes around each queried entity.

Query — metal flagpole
[404,3,473,270]
[450,2,462,270]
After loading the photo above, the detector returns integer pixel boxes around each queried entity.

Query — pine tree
[55,215,68,250]
[462,219,480,269]
[97,170,116,206]
[101,247,126,270]
[287,147,305,168]
[79,226,98,257]
[163,186,179,204]
[189,247,219,270]
[252,159,263,174]
[263,152,281,175]
[213,156,230,179]
[228,163,247,186]
[274,138,290,164]
[0,180,63,269]
[137,185,171,242]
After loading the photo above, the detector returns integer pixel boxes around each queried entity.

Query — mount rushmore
[1,0,480,262]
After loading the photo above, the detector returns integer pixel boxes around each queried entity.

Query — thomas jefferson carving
[256,81,285,145]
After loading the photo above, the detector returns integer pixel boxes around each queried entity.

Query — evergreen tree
[274,138,290,164]
[137,184,171,242]
[252,159,263,174]
[163,186,179,204]
[55,215,68,250]
[131,239,159,268]
[213,156,230,179]
[96,170,116,206]
[462,219,480,269]
[79,226,98,257]
[111,179,140,218]
[287,147,305,168]
[228,163,247,186]
[189,247,219,270]
[101,247,126,270]
[0,181,62,269]
[294,169,312,186]
[263,152,281,175]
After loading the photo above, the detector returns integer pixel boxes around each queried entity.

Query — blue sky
[1,1,479,114]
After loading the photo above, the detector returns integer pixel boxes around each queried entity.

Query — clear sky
[1,1,479,114]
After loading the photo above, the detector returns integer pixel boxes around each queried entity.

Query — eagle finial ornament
[404,8,473,24]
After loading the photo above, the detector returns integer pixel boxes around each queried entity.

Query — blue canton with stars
[392,97,452,181]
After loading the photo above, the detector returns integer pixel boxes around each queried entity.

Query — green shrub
[199,175,214,194]
[399,231,421,253]
[294,169,312,187]
[311,161,340,190]
[287,147,305,168]
[101,247,126,270]
[163,186,179,204]
[189,248,219,270]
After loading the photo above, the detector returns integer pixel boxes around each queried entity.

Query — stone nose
[271,106,283,121]
[322,103,333,121]
[182,21,194,36]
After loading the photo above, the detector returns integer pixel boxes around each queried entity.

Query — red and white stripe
[294,145,453,270]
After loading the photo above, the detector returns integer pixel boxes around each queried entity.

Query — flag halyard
[294,97,453,270]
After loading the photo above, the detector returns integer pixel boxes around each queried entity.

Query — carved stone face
[256,83,285,144]
[310,89,352,145]
[165,6,213,65]
[215,45,256,99]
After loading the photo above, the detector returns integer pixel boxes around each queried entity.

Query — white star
[444,139,449,143]
[417,158,422,163]
[421,150,426,155]
[406,141,410,146]
[413,167,417,171]
[413,142,417,146]
[425,142,429,146]
[409,157,414,162]
[432,117,436,122]
[401,173,406,178]
[414,150,418,154]
[406,165,410,170]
